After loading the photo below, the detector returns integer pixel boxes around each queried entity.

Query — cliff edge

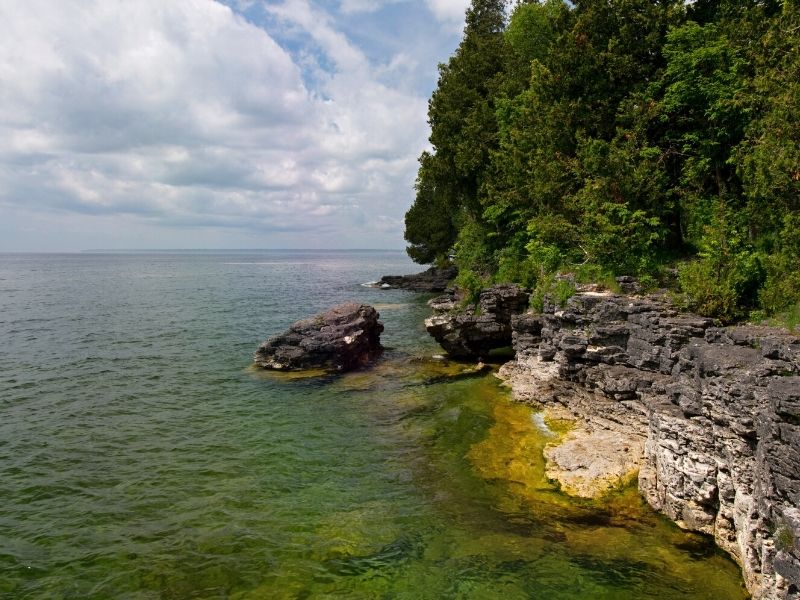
[496,292,800,599]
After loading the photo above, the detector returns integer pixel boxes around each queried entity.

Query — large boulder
[377,265,457,292]
[425,284,530,359]
[254,303,384,372]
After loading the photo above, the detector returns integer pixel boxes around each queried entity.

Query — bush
[758,214,800,317]
[765,303,800,333]
[678,252,764,322]
[524,239,563,276]
[455,268,488,306]
[453,219,495,276]
[580,202,666,275]
[494,247,538,289]
[678,202,765,322]
[530,275,576,312]
[760,261,800,317]
[574,263,622,293]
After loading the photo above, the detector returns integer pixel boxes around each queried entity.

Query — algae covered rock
[254,303,383,372]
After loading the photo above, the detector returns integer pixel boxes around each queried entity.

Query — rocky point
[377,265,458,292]
[424,284,530,359]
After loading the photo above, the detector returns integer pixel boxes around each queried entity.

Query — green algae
[286,371,751,600]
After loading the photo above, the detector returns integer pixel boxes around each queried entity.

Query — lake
[0,251,747,599]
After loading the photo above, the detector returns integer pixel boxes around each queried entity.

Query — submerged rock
[254,303,383,372]
[425,284,530,359]
[544,426,643,498]
[377,265,457,292]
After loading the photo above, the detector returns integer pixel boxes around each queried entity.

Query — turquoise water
[0,251,748,599]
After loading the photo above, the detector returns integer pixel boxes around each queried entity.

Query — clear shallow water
[0,251,748,599]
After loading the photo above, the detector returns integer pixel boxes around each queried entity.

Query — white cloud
[337,0,469,24]
[0,0,459,250]
[425,0,470,24]
[339,0,382,13]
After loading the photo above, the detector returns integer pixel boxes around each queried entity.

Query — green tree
[404,0,800,321]
[486,0,683,273]
[404,0,509,264]
[736,1,800,243]
[736,2,800,315]
[405,152,458,263]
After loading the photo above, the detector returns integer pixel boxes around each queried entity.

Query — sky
[0,0,471,251]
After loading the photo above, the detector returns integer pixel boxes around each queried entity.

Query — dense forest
[404,0,800,324]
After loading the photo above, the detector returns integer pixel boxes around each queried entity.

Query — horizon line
[0,248,409,254]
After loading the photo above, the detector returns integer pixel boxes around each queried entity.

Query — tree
[404,0,800,320]
[404,153,458,263]
[404,0,508,264]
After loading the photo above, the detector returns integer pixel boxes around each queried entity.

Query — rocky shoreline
[255,268,799,597]
[418,280,799,598]
[425,284,529,358]
[376,265,457,292]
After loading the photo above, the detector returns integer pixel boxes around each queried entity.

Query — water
[0,251,748,599]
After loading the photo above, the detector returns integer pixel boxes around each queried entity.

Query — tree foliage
[405,0,800,322]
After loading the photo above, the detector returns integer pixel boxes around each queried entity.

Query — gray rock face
[254,303,384,372]
[425,284,530,359]
[502,292,800,599]
[377,265,458,292]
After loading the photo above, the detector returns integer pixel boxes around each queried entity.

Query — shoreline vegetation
[403,0,800,329]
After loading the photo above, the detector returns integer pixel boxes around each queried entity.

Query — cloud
[425,0,470,24]
[339,0,384,13]
[0,0,461,250]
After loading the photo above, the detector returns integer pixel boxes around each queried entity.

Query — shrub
[455,268,488,306]
[759,214,800,317]
[574,263,622,293]
[494,247,538,289]
[678,254,764,322]
[678,201,765,322]
[530,274,576,312]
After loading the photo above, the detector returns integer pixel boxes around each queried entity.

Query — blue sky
[0,0,470,251]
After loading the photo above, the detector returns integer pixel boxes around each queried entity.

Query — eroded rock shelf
[495,292,800,599]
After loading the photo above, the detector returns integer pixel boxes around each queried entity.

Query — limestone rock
[544,428,644,498]
[500,291,800,599]
[425,284,530,359]
[254,303,383,372]
[377,265,457,292]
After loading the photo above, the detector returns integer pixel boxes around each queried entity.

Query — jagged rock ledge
[254,303,383,373]
[495,291,800,599]
[376,265,457,292]
[424,284,530,359]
